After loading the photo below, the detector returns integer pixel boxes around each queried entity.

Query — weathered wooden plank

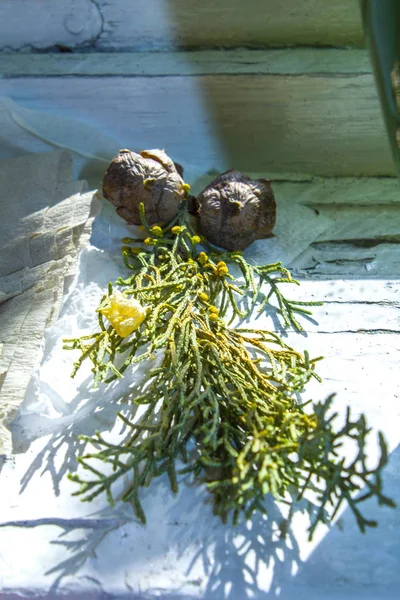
[0,71,393,176]
[281,279,400,304]
[292,241,400,279]
[0,49,372,78]
[0,0,364,52]
[96,0,364,50]
[274,178,400,206]
[282,330,400,441]
[312,205,400,241]
[0,0,103,51]
[203,73,392,175]
[290,302,400,334]
[289,200,400,277]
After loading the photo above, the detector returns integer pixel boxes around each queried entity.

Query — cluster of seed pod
[103,149,276,251]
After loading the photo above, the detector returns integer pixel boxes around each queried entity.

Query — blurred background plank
[0,49,372,77]
[0,0,364,52]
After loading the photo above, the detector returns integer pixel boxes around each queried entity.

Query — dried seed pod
[103,149,188,226]
[194,170,276,251]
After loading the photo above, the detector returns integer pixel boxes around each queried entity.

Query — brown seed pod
[194,170,276,251]
[103,149,188,226]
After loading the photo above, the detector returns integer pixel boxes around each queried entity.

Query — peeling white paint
[0,0,363,52]
[0,0,103,51]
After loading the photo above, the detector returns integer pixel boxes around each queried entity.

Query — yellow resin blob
[99,290,147,337]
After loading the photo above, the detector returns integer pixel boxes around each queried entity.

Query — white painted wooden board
[290,201,400,278]
[0,0,103,52]
[0,145,398,597]
[0,49,394,176]
[0,182,399,598]
[0,0,364,52]
[0,48,373,77]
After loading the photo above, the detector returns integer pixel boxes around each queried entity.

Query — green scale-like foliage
[64,204,395,539]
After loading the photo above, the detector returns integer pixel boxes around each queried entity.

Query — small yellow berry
[197,252,209,265]
[216,261,229,276]
[171,225,184,235]
[190,235,201,245]
[144,237,155,246]
[198,292,209,302]
[182,183,191,194]
[209,312,219,321]
[187,258,195,265]
[208,305,219,315]
[150,225,163,237]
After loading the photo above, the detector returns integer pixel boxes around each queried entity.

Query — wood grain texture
[0,71,392,177]
[274,177,400,205]
[290,201,400,279]
[199,73,392,176]
[96,0,364,50]
[0,0,103,51]
[0,0,364,52]
[0,49,372,78]
[275,179,400,282]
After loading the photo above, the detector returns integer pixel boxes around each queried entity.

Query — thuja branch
[64,204,394,539]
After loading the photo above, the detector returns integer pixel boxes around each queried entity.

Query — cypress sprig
[64,204,394,539]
